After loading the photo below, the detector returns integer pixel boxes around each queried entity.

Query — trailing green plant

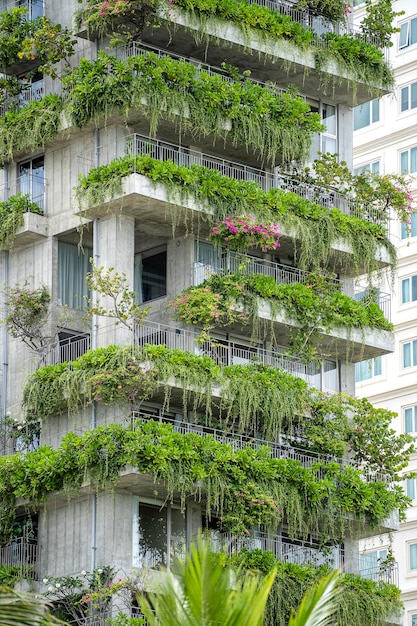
[232,551,403,626]
[75,154,396,276]
[170,0,394,94]
[63,51,323,165]
[0,420,410,545]
[360,0,403,48]
[0,194,43,249]
[170,272,393,359]
[294,0,350,23]
[0,94,63,164]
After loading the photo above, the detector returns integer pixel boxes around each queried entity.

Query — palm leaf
[0,585,65,626]
[288,570,340,626]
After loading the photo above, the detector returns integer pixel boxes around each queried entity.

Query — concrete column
[96,214,135,347]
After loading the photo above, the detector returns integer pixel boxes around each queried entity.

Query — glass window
[412,613,417,626]
[400,82,417,112]
[354,100,380,131]
[401,275,417,303]
[401,212,417,239]
[134,248,167,303]
[404,406,417,433]
[133,502,185,570]
[58,241,92,310]
[322,103,337,154]
[399,18,417,49]
[18,156,45,211]
[355,356,382,382]
[401,146,417,173]
[407,478,417,500]
[353,161,380,175]
[360,549,387,580]
[410,543,417,570]
[402,340,417,368]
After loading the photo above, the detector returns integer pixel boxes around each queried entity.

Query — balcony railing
[0,537,38,578]
[131,410,392,485]
[215,531,398,585]
[0,79,45,117]
[133,319,340,392]
[122,41,285,96]
[87,132,387,226]
[193,255,391,321]
[0,174,46,212]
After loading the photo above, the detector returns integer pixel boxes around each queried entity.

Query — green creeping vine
[75,154,396,275]
[62,51,323,165]
[170,0,394,96]
[0,420,409,544]
[171,273,393,359]
[22,345,415,479]
[234,552,403,626]
[0,194,43,248]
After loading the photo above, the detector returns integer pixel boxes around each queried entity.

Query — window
[360,549,388,580]
[400,82,417,113]
[399,17,417,49]
[410,542,417,571]
[354,99,380,131]
[353,161,380,176]
[404,405,417,433]
[355,356,382,382]
[407,478,417,500]
[18,155,45,211]
[402,275,417,304]
[402,340,417,369]
[134,247,167,303]
[321,103,337,153]
[132,500,185,570]
[194,241,222,285]
[401,147,417,173]
[412,613,417,626]
[401,212,417,239]
[58,241,92,310]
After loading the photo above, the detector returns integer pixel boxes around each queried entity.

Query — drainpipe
[90,127,100,574]
[1,164,9,455]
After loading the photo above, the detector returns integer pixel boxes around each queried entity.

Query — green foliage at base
[0,420,408,544]
[75,154,396,275]
[0,194,43,248]
[233,551,403,626]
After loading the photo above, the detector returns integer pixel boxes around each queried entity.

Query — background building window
[402,340,417,369]
[404,405,417,433]
[134,247,167,303]
[399,17,417,49]
[18,155,45,211]
[58,241,92,310]
[401,82,417,112]
[360,549,387,580]
[353,161,380,175]
[410,542,417,571]
[354,100,380,131]
[412,613,417,626]
[407,478,417,500]
[402,275,417,303]
[402,212,417,239]
[355,356,382,382]
[401,146,417,173]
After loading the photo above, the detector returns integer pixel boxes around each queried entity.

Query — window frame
[399,17,417,50]
[353,161,380,176]
[400,146,417,174]
[400,81,417,113]
[401,274,417,305]
[355,356,382,382]
[409,541,417,572]
[402,339,417,369]
[354,99,380,131]
[404,405,417,434]
[134,245,167,304]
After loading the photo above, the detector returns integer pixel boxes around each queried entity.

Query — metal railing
[0,537,38,578]
[69,615,110,626]
[193,254,391,321]
[122,41,286,95]
[0,79,45,117]
[131,410,392,485]
[133,319,340,392]
[84,132,388,226]
[214,531,398,585]
[0,174,46,212]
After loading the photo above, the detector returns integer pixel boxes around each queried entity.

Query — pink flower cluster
[209,214,281,252]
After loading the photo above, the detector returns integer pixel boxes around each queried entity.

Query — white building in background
[353,1,417,624]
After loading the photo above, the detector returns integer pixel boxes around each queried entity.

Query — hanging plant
[209,215,281,252]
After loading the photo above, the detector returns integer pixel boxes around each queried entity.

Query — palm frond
[288,570,340,626]
[0,585,65,626]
